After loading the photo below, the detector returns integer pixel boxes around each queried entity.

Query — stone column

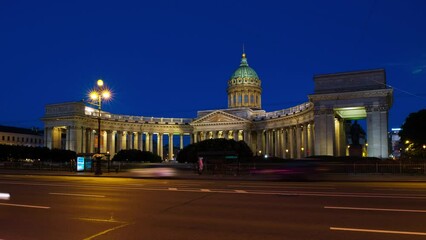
[106,130,113,156]
[261,130,266,155]
[233,130,238,141]
[79,127,85,154]
[265,130,270,156]
[45,127,53,149]
[180,134,184,149]
[74,126,82,154]
[66,126,76,152]
[138,132,143,151]
[149,133,154,153]
[274,130,280,157]
[168,133,174,160]
[126,132,133,150]
[306,123,313,156]
[296,126,302,159]
[314,108,335,156]
[157,133,163,158]
[133,132,138,150]
[190,132,194,144]
[367,105,389,158]
[116,131,123,153]
[89,130,95,153]
[281,128,287,159]
[145,132,150,152]
[289,127,294,159]
[302,124,308,157]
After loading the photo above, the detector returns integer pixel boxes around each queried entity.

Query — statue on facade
[350,120,365,146]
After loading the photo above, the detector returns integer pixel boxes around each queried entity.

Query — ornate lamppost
[89,79,111,175]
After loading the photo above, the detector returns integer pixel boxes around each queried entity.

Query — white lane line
[235,190,247,193]
[168,187,178,191]
[0,192,11,200]
[330,227,426,236]
[0,202,50,209]
[200,189,211,192]
[49,192,105,198]
[325,206,426,213]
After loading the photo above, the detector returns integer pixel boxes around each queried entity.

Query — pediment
[191,110,249,125]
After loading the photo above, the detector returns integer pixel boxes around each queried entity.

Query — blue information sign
[77,157,85,172]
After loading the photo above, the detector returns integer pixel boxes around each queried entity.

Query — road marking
[235,190,247,193]
[168,187,178,190]
[79,218,132,240]
[325,206,426,213]
[49,192,105,198]
[330,227,426,236]
[201,189,211,192]
[0,202,50,209]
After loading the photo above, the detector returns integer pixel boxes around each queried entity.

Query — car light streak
[325,206,426,213]
[0,202,50,209]
[0,192,10,200]
[330,227,426,236]
[49,192,105,198]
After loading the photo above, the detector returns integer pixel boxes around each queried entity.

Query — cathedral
[42,53,393,159]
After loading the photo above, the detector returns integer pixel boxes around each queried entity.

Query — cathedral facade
[42,53,393,159]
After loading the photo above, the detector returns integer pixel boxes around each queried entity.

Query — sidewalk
[1,169,426,182]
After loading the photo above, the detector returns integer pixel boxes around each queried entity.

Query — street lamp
[89,79,111,175]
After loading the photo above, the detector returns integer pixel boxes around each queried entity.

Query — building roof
[0,125,43,136]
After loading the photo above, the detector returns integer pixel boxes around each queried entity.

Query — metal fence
[1,161,426,175]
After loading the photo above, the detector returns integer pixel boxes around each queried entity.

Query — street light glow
[90,91,99,100]
[102,90,111,99]
[97,79,104,87]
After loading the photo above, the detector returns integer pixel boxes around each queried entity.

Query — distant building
[0,125,44,147]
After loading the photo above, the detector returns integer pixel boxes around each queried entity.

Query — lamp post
[89,79,111,175]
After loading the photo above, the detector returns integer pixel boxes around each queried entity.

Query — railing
[253,102,312,120]
[2,161,425,175]
[84,107,193,124]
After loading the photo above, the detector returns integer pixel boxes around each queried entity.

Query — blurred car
[129,164,177,178]
[250,160,327,181]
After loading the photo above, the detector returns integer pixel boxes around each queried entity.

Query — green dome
[228,53,261,87]
[230,53,259,79]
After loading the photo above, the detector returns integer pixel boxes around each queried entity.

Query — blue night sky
[1,0,425,130]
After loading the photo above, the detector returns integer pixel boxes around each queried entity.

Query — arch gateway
[42,54,393,159]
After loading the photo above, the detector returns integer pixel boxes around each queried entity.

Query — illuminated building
[42,53,393,159]
[0,125,44,147]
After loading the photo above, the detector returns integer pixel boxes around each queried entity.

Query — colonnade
[45,122,315,160]
[44,126,190,160]
[191,122,314,159]
[257,123,314,158]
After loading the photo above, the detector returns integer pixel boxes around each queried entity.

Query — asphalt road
[1,175,426,240]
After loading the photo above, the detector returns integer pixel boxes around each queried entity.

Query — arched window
[244,95,248,103]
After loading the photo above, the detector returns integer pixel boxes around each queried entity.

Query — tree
[399,109,426,158]
[176,139,253,163]
[112,149,162,163]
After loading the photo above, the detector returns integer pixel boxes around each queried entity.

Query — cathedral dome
[227,53,262,109]
[228,53,261,87]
